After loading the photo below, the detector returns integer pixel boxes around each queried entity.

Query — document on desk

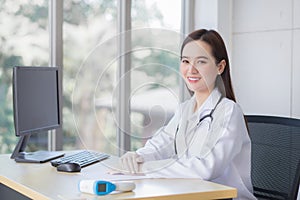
[104,172,149,181]
[99,158,149,181]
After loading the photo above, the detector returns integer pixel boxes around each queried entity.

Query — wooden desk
[0,154,237,200]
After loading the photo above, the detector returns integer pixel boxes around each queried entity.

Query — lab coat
[136,88,256,200]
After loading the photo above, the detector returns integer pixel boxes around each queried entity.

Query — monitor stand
[10,134,64,163]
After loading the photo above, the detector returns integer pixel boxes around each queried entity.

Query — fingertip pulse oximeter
[79,180,135,195]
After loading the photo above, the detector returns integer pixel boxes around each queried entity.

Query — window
[0,0,186,155]
[130,0,182,150]
[0,0,49,153]
[62,0,118,153]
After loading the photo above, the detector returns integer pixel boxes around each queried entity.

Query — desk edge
[0,175,50,200]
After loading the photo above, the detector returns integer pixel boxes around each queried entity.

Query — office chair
[246,115,300,200]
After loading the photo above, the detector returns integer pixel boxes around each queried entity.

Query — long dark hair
[181,29,236,103]
[181,29,251,132]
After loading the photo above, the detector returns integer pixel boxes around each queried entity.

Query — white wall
[293,0,300,118]
[194,0,300,118]
[231,0,300,118]
[194,1,300,199]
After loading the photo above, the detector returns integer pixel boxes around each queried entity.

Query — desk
[0,153,237,200]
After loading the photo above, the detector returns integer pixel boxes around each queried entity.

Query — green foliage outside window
[0,0,179,154]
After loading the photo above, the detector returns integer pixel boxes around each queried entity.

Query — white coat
[136,88,257,200]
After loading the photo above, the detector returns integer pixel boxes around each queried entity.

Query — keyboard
[50,150,109,168]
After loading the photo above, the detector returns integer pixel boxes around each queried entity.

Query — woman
[121,29,256,199]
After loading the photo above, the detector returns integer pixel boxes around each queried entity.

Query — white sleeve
[142,102,249,180]
[136,106,182,162]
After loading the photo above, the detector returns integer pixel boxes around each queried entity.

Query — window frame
[49,0,195,155]
[49,0,63,151]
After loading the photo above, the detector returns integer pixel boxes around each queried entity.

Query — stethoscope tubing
[174,96,223,155]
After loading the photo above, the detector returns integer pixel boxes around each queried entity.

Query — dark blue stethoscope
[174,96,223,155]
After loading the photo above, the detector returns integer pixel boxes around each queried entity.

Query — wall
[231,1,300,199]
[194,0,300,118]
[194,1,300,199]
[231,0,300,118]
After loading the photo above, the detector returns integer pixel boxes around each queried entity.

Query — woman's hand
[120,151,144,174]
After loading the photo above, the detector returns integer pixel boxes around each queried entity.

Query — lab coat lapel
[186,89,224,158]
[185,105,212,157]
[187,120,210,157]
[185,90,218,134]
[175,119,188,157]
[200,103,226,157]
[175,98,195,157]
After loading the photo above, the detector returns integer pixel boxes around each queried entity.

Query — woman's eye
[197,60,206,64]
[181,59,189,64]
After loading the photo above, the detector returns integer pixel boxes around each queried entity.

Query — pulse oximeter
[79,180,135,195]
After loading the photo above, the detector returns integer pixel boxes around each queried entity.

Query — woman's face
[180,40,221,94]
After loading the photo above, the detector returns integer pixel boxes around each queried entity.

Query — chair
[246,115,300,200]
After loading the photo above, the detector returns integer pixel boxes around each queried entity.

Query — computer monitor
[10,66,64,163]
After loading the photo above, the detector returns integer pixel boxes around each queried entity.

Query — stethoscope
[174,96,224,155]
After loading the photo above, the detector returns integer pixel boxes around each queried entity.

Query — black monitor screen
[13,66,61,136]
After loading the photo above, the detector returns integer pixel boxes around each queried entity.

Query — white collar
[189,88,223,123]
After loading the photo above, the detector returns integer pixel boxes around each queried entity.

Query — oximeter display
[98,184,107,192]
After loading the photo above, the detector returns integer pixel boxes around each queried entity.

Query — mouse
[57,162,81,173]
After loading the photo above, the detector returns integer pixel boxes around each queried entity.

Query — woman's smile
[187,76,201,83]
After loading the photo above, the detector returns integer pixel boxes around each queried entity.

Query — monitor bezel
[10,66,64,163]
[13,66,62,137]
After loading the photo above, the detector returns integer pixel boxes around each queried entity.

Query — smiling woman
[120,29,257,200]
[180,40,223,97]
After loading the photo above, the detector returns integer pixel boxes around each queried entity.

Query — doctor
[121,29,256,199]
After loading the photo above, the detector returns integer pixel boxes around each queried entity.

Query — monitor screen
[13,66,61,136]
